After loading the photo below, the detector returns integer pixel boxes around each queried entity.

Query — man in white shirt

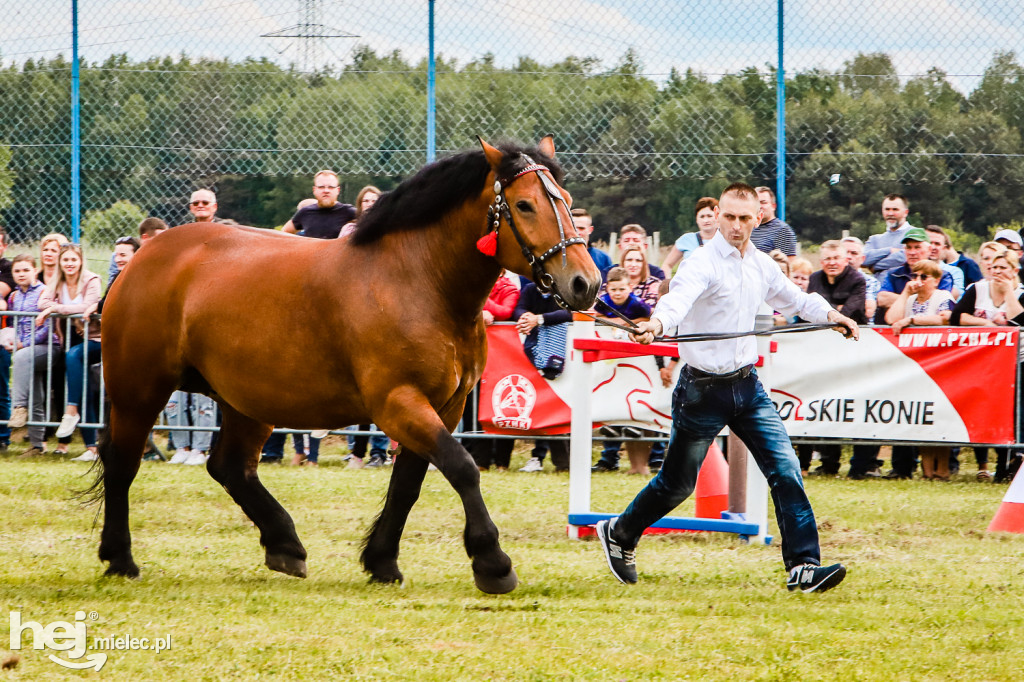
[596,183,859,593]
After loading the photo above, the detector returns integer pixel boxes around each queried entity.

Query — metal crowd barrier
[3,313,1010,450]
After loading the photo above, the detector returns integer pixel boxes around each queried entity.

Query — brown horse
[94,136,601,593]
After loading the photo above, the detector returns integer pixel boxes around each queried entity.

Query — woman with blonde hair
[615,246,661,308]
[950,244,1022,327]
[37,233,69,287]
[949,246,1024,482]
[34,233,73,453]
[36,243,103,461]
[788,257,813,292]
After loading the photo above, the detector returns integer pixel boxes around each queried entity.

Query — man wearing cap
[864,194,914,279]
[994,229,1024,268]
[876,227,954,314]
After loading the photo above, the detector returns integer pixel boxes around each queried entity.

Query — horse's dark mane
[350,141,564,245]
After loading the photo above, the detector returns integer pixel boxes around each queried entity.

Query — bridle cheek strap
[481,157,586,308]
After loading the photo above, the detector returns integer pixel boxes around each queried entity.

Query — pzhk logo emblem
[491,374,537,430]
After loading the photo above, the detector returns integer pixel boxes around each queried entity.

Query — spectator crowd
[1,177,1020,483]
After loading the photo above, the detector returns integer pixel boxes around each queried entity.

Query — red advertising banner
[479,323,1019,445]
[771,327,1019,444]
[477,324,574,435]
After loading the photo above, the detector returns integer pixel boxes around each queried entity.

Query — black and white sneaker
[596,518,637,584]
[787,563,847,593]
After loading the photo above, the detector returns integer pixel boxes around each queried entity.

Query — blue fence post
[426,0,436,163]
[775,0,786,222]
[71,0,81,242]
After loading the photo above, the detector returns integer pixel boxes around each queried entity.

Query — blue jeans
[346,425,390,459]
[262,432,321,463]
[65,340,101,448]
[615,367,821,570]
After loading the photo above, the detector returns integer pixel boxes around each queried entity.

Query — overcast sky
[1,0,1021,90]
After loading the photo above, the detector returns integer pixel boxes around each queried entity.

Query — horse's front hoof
[265,553,307,578]
[473,567,518,594]
[103,558,140,579]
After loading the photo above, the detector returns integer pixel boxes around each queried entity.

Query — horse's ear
[477,136,504,171]
[537,135,556,159]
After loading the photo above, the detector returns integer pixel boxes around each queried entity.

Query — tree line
[1,48,1023,247]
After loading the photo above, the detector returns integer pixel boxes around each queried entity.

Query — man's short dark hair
[924,224,952,248]
[138,217,168,238]
[570,208,590,219]
[11,254,35,267]
[721,182,759,202]
[754,186,776,204]
[884,193,909,208]
[115,236,141,251]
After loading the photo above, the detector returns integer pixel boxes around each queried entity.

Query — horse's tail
[75,400,111,511]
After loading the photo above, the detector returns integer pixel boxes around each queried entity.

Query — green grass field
[1,438,1023,680]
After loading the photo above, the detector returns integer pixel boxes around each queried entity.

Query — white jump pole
[567,314,595,539]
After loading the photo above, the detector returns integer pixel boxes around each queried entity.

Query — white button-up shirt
[653,231,834,374]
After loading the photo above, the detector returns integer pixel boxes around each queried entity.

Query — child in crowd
[6,255,61,456]
[599,267,652,322]
[598,267,655,475]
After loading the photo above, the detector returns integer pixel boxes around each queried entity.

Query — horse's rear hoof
[368,573,404,587]
[474,567,518,594]
[266,553,307,578]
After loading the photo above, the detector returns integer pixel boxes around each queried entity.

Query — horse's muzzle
[551,272,600,311]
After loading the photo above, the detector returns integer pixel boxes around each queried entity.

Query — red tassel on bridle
[476,230,498,256]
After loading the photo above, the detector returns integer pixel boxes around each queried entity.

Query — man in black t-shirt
[260,170,353,464]
[287,170,355,239]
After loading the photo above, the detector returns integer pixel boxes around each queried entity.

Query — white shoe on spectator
[311,430,330,439]
[71,449,98,462]
[519,457,543,473]
[55,413,80,439]
[183,450,208,466]
[169,448,192,464]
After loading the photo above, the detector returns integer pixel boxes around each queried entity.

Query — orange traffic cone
[694,441,729,519]
[988,467,1024,533]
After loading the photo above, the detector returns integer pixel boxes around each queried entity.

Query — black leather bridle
[483,155,586,309]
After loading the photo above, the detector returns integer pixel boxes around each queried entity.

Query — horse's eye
[515,200,534,213]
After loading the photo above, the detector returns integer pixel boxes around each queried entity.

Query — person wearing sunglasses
[160,192,219,465]
[876,227,955,323]
[885,260,954,332]
[884,260,956,480]
[188,189,218,223]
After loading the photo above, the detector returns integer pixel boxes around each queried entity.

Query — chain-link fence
[1,1,1023,256]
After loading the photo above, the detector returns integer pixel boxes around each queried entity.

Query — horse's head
[478,135,602,311]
